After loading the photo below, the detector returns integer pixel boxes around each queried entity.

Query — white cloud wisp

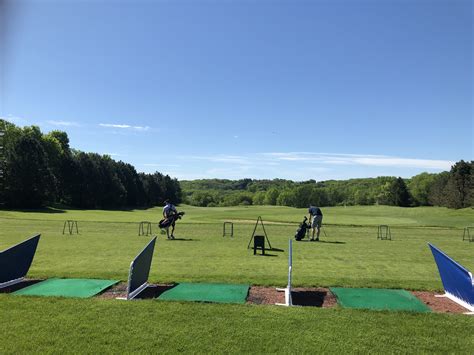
[47,120,80,127]
[262,152,454,170]
[99,123,150,131]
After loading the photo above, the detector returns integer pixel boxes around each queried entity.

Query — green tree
[221,192,253,206]
[310,187,329,207]
[5,134,55,207]
[444,160,473,209]
[253,191,266,205]
[276,189,296,206]
[353,189,370,205]
[376,178,396,205]
[390,177,412,207]
[0,121,6,206]
[191,191,217,207]
[428,172,449,206]
[264,188,280,205]
[115,161,141,206]
[377,177,411,206]
[408,172,437,206]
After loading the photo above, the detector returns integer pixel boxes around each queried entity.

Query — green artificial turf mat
[13,278,119,298]
[158,282,250,304]
[330,287,431,313]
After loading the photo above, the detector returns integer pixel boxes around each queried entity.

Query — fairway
[1,205,473,353]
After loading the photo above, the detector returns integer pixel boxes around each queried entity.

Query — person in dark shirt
[308,205,323,241]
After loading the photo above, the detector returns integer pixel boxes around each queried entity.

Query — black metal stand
[247,216,272,249]
[377,225,391,240]
[63,220,79,235]
[253,235,265,255]
[139,221,152,236]
[462,227,474,242]
[223,222,234,237]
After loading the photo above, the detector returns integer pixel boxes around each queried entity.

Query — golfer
[308,205,323,241]
[163,199,178,239]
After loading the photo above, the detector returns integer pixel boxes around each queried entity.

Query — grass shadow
[297,239,346,244]
[136,284,177,299]
[318,240,346,244]
[253,253,278,257]
[2,207,66,214]
[167,238,198,242]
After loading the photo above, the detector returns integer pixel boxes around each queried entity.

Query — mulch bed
[411,291,467,314]
[3,280,469,314]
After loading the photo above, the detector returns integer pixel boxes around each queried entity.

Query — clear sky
[1,0,472,181]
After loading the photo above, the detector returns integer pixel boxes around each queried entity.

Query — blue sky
[1,0,472,181]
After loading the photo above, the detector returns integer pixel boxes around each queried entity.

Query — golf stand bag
[295,216,310,241]
[159,211,185,229]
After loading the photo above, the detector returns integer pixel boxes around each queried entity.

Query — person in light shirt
[162,199,178,239]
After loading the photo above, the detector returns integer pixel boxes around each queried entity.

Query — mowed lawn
[0,205,473,353]
[0,205,472,290]
[1,296,473,354]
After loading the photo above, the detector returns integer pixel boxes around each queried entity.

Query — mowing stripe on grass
[13,278,119,298]
[330,287,431,313]
[158,283,249,304]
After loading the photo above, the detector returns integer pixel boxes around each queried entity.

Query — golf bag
[295,216,310,241]
[159,211,185,229]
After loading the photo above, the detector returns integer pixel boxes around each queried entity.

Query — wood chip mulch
[411,291,468,314]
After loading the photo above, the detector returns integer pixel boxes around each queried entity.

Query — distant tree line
[181,161,473,209]
[0,120,182,208]
[1,120,471,210]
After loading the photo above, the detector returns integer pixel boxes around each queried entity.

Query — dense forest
[181,161,473,209]
[0,120,182,208]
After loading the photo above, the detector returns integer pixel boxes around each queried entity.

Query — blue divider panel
[0,234,40,283]
[127,237,156,298]
[428,243,474,309]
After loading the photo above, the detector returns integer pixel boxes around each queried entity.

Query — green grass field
[1,205,473,353]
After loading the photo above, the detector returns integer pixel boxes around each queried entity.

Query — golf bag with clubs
[295,216,310,241]
[159,211,185,229]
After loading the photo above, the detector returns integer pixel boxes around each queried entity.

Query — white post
[0,277,24,289]
[276,239,293,306]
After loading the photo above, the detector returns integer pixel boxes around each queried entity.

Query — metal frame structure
[139,221,152,236]
[0,234,40,289]
[118,237,157,300]
[63,220,79,235]
[276,239,293,306]
[0,278,24,289]
[462,227,474,242]
[377,225,391,240]
[223,222,234,237]
[429,243,474,315]
[247,216,272,249]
